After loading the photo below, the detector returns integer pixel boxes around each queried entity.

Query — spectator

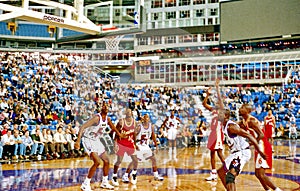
[276,123,286,138]
[64,127,75,157]
[192,126,203,146]
[53,126,68,158]
[256,104,262,115]
[182,126,192,147]
[0,109,7,124]
[43,128,57,159]
[289,123,298,139]
[0,136,3,160]
[21,130,35,159]
[31,125,45,160]
[1,123,10,135]
[157,125,168,149]
[2,129,15,160]
[12,129,24,160]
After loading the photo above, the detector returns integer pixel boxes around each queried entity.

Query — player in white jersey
[162,110,182,159]
[75,102,125,191]
[119,114,164,182]
[216,109,266,191]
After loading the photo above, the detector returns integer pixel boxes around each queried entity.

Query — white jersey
[137,123,152,145]
[224,120,250,153]
[166,116,179,129]
[83,114,107,140]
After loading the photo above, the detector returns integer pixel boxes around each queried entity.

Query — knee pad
[225,172,235,185]
[229,157,241,175]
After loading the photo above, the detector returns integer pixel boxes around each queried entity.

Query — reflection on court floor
[0,139,299,191]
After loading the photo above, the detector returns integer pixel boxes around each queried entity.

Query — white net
[104,35,124,52]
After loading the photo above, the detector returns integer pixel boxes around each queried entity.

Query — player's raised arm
[203,87,213,111]
[215,79,224,110]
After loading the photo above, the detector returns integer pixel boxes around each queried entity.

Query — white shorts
[168,128,177,140]
[136,144,153,162]
[255,140,270,169]
[225,149,251,173]
[82,137,105,156]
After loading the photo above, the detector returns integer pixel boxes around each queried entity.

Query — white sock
[124,172,129,177]
[131,170,137,175]
[154,171,158,177]
[113,173,117,177]
[274,188,282,191]
[102,176,108,182]
[84,177,91,184]
[211,169,217,174]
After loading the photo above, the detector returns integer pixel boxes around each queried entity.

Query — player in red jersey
[75,102,125,191]
[239,104,282,191]
[120,114,164,181]
[112,108,139,186]
[203,79,225,181]
[264,110,276,145]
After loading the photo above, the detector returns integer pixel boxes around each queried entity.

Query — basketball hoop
[104,35,124,52]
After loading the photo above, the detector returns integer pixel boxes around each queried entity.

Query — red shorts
[115,142,136,157]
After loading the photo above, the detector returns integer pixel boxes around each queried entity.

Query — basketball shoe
[122,174,130,183]
[154,175,164,181]
[205,172,217,181]
[80,182,92,191]
[111,176,119,186]
[130,173,137,185]
[100,181,114,190]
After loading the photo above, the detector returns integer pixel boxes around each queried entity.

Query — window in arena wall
[179,0,190,6]
[95,7,109,19]
[210,8,218,16]
[126,8,135,17]
[45,9,55,15]
[151,12,162,20]
[150,36,162,45]
[152,0,162,8]
[195,9,205,17]
[138,37,148,46]
[193,0,205,5]
[205,33,217,41]
[208,0,218,3]
[114,9,121,17]
[215,17,219,25]
[165,36,176,44]
[179,10,190,18]
[165,0,176,7]
[207,18,213,25]
[87,9,94,17]
[166,11,176,19]
[31,8,42,13]
[178,35,195,43]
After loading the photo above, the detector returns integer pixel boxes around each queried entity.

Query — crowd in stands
[0,51,299,161]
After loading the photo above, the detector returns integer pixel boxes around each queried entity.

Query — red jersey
[264,116,274,139]
[243,116,273,169]
[207,110,224,150]
[117,118,136,148]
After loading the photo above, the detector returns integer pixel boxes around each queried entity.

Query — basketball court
[0,139,299,191]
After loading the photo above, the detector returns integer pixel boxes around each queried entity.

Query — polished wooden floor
[0,139,299,191]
